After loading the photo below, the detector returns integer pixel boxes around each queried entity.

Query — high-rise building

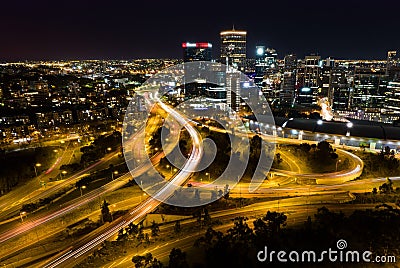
[330,67,351,110]
[296,55,321,106]
[220,28,247,71]
[351,67,389,110]
[283,54,297,71]
[254,46,267,86]
[385,81,400,112]
[386,50,400,79]
[265,48,278,70]
[387,51,397,69]
[182,42,212,62]
[226,70,241,112]
[280,54,297,106]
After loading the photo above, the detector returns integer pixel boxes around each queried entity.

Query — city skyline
[1,0,400,60]
[1,2,400,267]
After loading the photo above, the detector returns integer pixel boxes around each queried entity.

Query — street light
[80,185,86,196]
[112,170,118,180]
[34,163,41,177]
[277,183,281,212]
[20,211,26,223]
[336,159,342,172]
[61,170,67,179]
[205,172,211,181]
[166,164,171,174]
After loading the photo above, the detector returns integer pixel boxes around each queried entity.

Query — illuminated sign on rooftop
[182,42,212,48]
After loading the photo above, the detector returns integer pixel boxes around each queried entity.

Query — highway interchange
[0,92,398,267]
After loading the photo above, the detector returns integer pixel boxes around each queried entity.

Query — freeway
[0,98,182,260]
[202,123,364,185]
[42,96,204,267]
[0,149,120,222]
[0,116,177,245]
[101,196,378,268]
[41,103,366,266]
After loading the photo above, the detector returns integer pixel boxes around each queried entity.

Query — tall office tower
[280,54,297,106]
[220,28,247,71]
[181,42,213,95]
[387,51,397,70]
[182,42,212,62]
[319,57,336,103]
[284,54,297,71]
[265,48,278,70]
[254,46,267,87]
[385,81,400,112]
[330,68,351,110]
[226,70,241,112]
[351,67,389,111]
[386,50,400,78]
[296,55,321,106]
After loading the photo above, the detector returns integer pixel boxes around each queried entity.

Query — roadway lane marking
[107,261,116,268]
[117,257,127,265]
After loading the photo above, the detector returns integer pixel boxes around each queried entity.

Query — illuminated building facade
[182,42,212,62]
[220,28,247,71]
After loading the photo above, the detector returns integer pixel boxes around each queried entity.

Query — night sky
[1,0,399,60]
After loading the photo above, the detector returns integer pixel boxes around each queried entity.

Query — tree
[137,223,144,242]
[117,228,128,242]
[203,208,211,226]
[263,211,287,235]
[299,143,311,153]
[331,152,339,160]
[379,178,394,194]
[311,143,317,152]
[101,199,112,223]
[227,217,254,243]
[126,222,139,237]
[317,141,333,156]
[132,255,146,268]
[250,135,262,158]
[174,220,181,234]
[275,153,282,164]
[144,233,150,244]
[169,248,189,268]
[193,209,202,225]
[150,220,160,237]
[383,146,391,156]
[132,253,163,268]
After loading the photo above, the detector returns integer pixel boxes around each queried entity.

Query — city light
[1,11,399,268]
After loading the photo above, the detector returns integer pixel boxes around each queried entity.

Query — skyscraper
[220,28,247,71]
[265,48,278,71]
[387,51,397,70]
[280,54,297,106]
[296,55,321,106]
[254,46,267,87]
[386,50,400,79]
[351,67,389,110]
[385,81,400,112]
[182,42,212,62]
